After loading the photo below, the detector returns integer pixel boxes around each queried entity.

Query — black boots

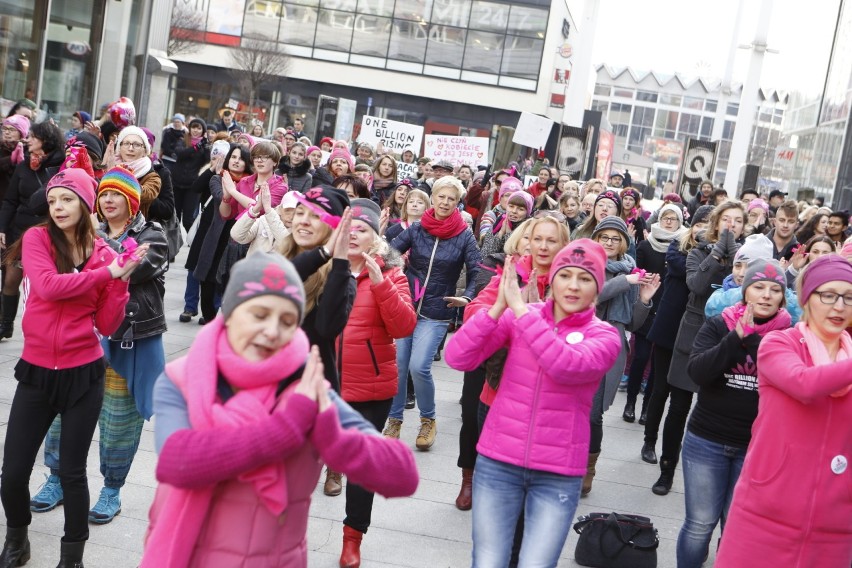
[0,526,30,567]
[652,459,676,495]
[56,540,84,568]
[641,443,658,464]
[622,401,636,422]
[0,294,20,340]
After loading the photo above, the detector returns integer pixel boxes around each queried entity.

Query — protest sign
[523,175,537,189]
[397,161,418,182]
[358,115,423,153]
[423,135,489,168]
[512,112,554,149]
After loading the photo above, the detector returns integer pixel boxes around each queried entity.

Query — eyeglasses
[120,141,145,149]
[813,290,852,307]
[1,126,17,133]
[597,235,622,244]
[660,216,679,223]
[253,156,273,162]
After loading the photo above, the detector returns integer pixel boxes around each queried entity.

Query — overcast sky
[585,0,840,95]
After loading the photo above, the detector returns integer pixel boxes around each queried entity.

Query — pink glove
[10,143,24,165]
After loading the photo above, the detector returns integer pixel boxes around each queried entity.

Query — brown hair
[277,223,333,314]
[372,155,397,181]
[251,140,282,163]
[6,199,96,273]
[776,199,798,220]
[703,201,745,244]
[382,183,408,219]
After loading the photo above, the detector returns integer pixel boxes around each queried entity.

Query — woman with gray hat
[582,215,660,495]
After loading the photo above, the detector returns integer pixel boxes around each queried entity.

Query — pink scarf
[142,316,310,567]
[721,302,792,337]
[796,321,852,397]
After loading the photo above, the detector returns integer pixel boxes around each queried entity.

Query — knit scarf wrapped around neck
[796,321,852,397]
[646,223,687,253]
[120,156,153,179]
[143,316,310,567]
[721,302,792,337]
[29,149,45,171]
[421,207,467,239]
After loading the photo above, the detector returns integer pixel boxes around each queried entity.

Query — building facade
[589,64,787,191]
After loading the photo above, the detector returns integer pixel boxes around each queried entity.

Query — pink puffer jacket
[446,301,620,476]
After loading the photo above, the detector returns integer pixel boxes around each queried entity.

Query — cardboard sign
[334,98,357,142]
[320,150,330,166]
[358,115,423,153]
[423,135,489,168]
[397,161,418,182]
[523,175,537,189]
[512,112,554,149]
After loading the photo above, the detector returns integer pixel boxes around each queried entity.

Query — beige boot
[581,452,600,496]
[323,468,343,496]
[415,417,437,450]
[382,418,402,439]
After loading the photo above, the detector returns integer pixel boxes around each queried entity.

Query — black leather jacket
[99,213,170,345]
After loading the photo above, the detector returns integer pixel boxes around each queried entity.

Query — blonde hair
[431,176,465,201]
[400,189,429,222]
[527,216,570,248]
[679,222,704,253]
[276,218,333,313]
[503,218,534,254]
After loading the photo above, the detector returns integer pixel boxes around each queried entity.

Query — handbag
[163,212,184,262]
[574,512,658,568]
[186,196,212,247]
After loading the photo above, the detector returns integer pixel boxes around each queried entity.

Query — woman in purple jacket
[446,239,621,567]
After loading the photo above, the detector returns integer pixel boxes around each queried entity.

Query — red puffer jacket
[339,251,416,403]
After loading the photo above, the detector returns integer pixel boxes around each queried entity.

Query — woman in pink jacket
[0,168,147,567]
[142,253,418,568]
[716,254,852,567]
[446,239,621,568]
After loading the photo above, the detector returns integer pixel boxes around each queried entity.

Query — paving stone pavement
[0,251,715,567]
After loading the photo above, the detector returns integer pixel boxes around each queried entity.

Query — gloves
[10,143,24,165]
[481,163,493,188]
[712,229,729,259]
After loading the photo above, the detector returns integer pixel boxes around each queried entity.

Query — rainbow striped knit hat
[97,165,141,217]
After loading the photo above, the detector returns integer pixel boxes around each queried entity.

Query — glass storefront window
[430,0,471,28]
[425,25,465,68]
[279,4,318,46]
[243,1,283,39]
[469,1,509,33]
[315,9,354,51]
[350,15,391,56]
[207,0,248,36]
[388,19,427,62]
[500,35,542,80]
[463,30,502,73]
[507,5,547,38]
[321,0,357,11]
[0,3,46,112]
[395,0,433,22]
[357,0,394,17]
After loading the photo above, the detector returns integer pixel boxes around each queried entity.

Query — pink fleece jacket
[446,302,620,476]
[21,227,128,370]
[716,327,852,567]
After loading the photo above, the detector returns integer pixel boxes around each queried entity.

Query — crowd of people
[0,98,850,568]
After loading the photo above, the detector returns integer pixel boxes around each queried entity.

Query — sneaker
[415,417,437,450]
[383,418,402,439]
[405,391,416,410]
[618,375,629,392]
[30,474,63,512]
[179,310,197,323]
[88,487,121,524]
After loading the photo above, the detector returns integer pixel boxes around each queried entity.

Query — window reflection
[507,5,547,38]
[243,1,283,39]
[500,35,542,79]
[425,25,466,68]
[351,14,391,56]
[395,0,433,22]
[463,30,502,73]
[430,0,470,27]
[356,0,394,17]
[315,9,354,51]
[321,0,356,11]
[469,1,508,33]
[279,4,318,46]
[388,19,428,62]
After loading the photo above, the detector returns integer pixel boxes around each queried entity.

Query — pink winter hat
[499,176,523,197]
[799,254,852,307]
[549,238,608,293]
[2,114,30,138]
[45,168,98,213]
[328,147,354,172]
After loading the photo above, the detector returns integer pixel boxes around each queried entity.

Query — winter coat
[0,142,18,202]
[20,227,129,370]
[646,239,689,349]
[147,161,176,225]
[159,125,186,163]
[705,286,801,324]
[446,302,620,477]
[390,224,481,321]
[634,238,668,335]
[669,238,734,392]
[0,148,65,240]
[138,170,162,220]
[277,158,312,194]
[99,214,169,343]
[716,327,852,567]
[168,120,209,188]
[338,252,416,403]
[192,173,234,281]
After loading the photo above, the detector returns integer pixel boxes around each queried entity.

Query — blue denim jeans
[676,430,746,568]
[183,271,200,314]
[472,455,581,568]
[389,317,448,421]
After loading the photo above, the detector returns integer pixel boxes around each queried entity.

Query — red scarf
[29,150,45,171]
[420,208,468,239]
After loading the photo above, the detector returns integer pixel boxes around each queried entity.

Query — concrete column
[562,0,598,128]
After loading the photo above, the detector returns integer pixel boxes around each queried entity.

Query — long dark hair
[224,143,253,177]
[29,121,64,155]
[795,213,827,244]
[5,196,96,274]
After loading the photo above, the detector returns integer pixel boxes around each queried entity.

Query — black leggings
[343,398,393,533]
[626,334,654,408]
[643,346,693,465]
[173,183,200,232]
[458,366,486,469]
[1,378,104,542]
[199,280,218,322]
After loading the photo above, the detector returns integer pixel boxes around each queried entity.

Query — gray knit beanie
[221,253,306,322]
[742,258,787,296]
[591,215,630,241]
[350,198,381,234]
